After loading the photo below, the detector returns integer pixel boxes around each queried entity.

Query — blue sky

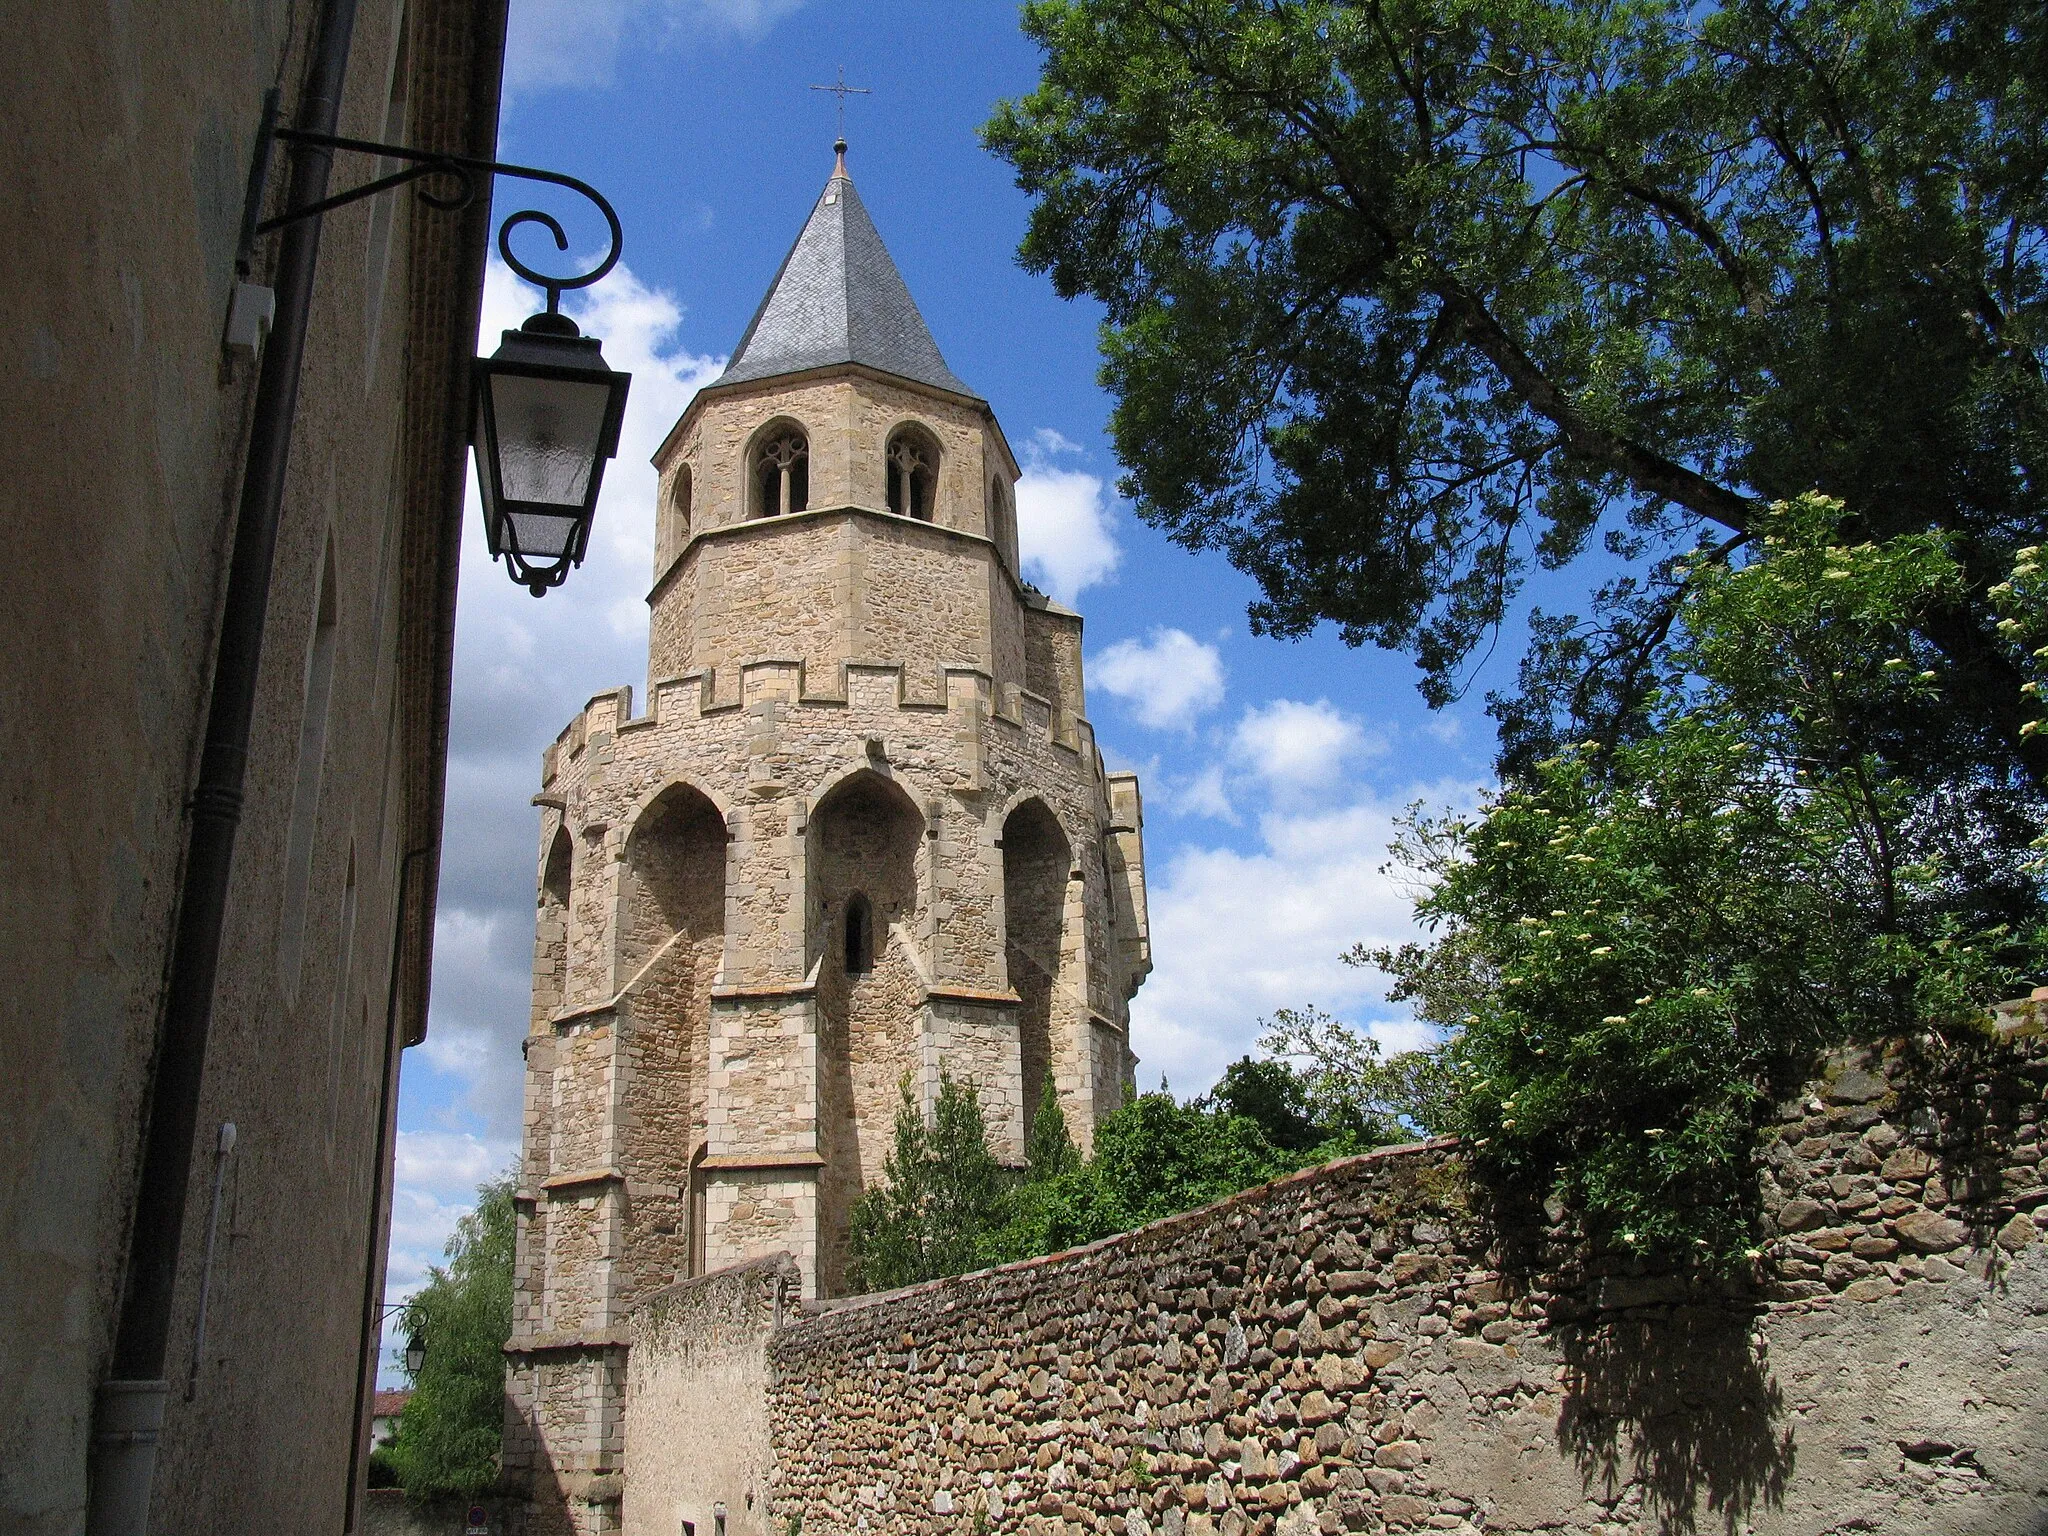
[381,0,1527,1371]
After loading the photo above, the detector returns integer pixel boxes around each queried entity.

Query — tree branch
[1433,280,1761,532]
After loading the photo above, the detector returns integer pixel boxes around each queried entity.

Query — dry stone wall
[620,1029,2048,1536]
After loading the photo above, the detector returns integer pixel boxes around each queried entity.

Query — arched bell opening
[749,418,810,518]
[885,422,940,521]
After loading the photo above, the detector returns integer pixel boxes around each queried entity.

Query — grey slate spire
[719,142,972,396]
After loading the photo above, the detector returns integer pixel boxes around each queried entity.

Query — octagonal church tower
[505,144,1151,1525]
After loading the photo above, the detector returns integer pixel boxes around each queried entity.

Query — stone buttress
[503,145,1153,1533]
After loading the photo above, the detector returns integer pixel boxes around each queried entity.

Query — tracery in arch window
[753,427,808,518]
[885,426,937,521]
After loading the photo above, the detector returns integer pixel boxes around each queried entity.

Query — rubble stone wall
[619,1032,2048,1536]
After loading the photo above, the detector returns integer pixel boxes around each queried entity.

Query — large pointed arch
[619,780,729,984]
[533,819,574,1028]
[1001,795,1074,1127]
[804,763,928,1296]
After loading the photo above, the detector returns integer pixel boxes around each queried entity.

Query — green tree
[379,1170,516,1498]
[1365,498,2037,1265]
[1201,1056,1324,1151]
[1025,1078,1083,1181]
[986,0,2048,786]
[849,1071,1012,1291]
[1255,1005,1457,1142]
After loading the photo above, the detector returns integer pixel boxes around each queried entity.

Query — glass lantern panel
[507,508,582,559]
[488,374,616,506]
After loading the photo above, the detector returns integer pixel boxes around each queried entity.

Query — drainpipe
[87,0,362,1530]
[342,845,430,1531]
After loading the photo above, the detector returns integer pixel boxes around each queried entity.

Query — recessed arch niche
[1002,797,1071,1124]
[617,782,727,1292]
[533,823,573,1026]
[805,768,926,1295]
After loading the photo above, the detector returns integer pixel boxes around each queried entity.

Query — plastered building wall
[620,1028,2048,1536]
[508,356,1153,1531]
[0,2,503,1531]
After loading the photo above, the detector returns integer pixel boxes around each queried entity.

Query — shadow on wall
[358,1489,517,1534]
[1556,1304,1794,1533]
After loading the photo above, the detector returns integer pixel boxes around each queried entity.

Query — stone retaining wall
[621,1029,2048,1536]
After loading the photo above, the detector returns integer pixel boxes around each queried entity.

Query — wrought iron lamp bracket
[236,89,622,314]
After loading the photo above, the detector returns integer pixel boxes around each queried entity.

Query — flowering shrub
[1369,496,2041,1267]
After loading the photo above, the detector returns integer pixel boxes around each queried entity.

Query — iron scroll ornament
[237,92,623,313]
[236,90,632,596]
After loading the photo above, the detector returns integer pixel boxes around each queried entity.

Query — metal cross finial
[809,66,871,142]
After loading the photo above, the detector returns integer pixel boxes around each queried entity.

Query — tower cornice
[645,499,1078,619]
[652,359,1018,480]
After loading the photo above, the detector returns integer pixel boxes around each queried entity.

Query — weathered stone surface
[1895,1211,1968,1253]
[1776,1198,1829,1232]
[1827,1069,1889,1104]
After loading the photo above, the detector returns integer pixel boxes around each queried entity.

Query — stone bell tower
[503,144,1151,1528]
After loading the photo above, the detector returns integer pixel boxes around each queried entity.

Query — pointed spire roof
[719,142,972,396]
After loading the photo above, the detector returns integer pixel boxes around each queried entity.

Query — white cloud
[1171,763,1237,823]
[1231,698,1384,795]
[1091,628,1226,731]
[1015,429,1120,605]
[1128,780,1479,1098]
[506,0,806,94]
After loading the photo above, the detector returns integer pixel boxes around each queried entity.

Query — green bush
[1368,497,2040,1267]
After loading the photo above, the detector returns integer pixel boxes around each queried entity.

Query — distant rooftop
[719,142,972,397]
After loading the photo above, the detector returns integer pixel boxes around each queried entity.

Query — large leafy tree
[380,1171,516,1498]
[985,0,2048,784]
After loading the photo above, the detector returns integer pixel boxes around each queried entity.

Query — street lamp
[404,1330,427,1376]
[235,102,635,597]
[473,308,630,596]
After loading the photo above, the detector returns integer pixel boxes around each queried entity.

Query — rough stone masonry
[624,1020,2048,1536]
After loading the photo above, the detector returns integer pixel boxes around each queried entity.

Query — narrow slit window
[665,465,692,552]
[844,893,873,974]
[987,474,1015,559]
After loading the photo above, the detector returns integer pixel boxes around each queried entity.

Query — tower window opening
[665,465,692,550]
[753,428,809,518]
[844,893,873,974]
[885,428,936,521]
[987,474,1015,560]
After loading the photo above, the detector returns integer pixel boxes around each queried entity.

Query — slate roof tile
[720,150,972,397]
